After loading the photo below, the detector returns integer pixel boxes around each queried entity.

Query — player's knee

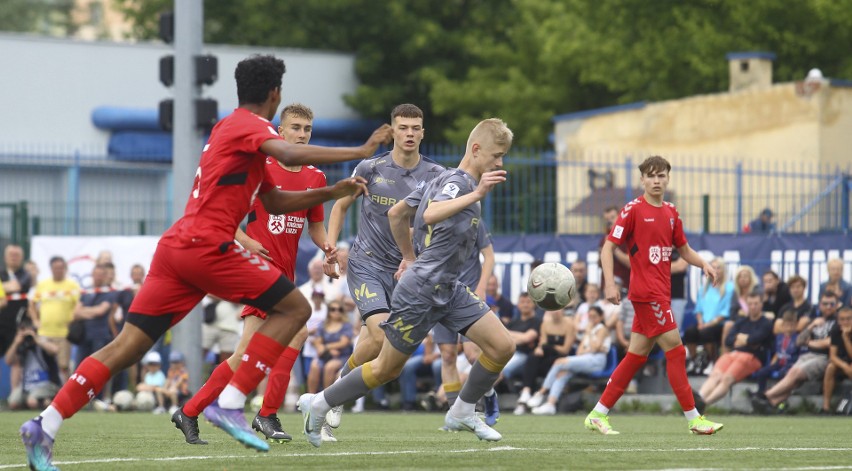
[440,348,457,364]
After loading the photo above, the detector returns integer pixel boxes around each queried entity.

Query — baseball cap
[169,351,185,363]
[142,351,161,365]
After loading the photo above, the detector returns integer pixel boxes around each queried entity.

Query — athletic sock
[665,345,697,414]
[39,406,64,439]
[599,352,647,409]
[260,347,300,416]
[340,356,357,378]
[444,382,462,408]
[220,333,284,408]
[484,388,495,397]
[51,356,111,419]
[458,355,505,407]
[182,361,235,417]
[322,362,383,410]
[449,397,476,418]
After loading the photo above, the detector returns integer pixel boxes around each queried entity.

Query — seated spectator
[486,274,516,324]
[684,257,732,374]
[307,299,353,393]
[515,308,576,415]
[761,270,791,318]
[4,318,60,410]
[498,293,541,383]
[136,351,167,414]
[599,277,624,333]
[574,283,601,340]
[201,296,241,365]
[527,306,611,415]
[751,291,839,414]
[776,275,812,333]
[399,333,440,411]
[747,208,775,234]
[164,351,191,414]
[751,310,801,393]
[819,258,852,308]
[566,260,588,310]
[698,292,773,405]
[822,307,852,414]
[301,289,328,382]
[730,265,760,318]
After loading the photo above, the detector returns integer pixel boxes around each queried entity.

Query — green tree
[115,0,852,147]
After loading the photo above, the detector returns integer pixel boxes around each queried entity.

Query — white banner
[30,236,160,290]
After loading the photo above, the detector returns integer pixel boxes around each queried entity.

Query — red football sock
[260,347,300,416]
[229,332,285,395]
[51,357,111,419]
[182,361,235,417]
[599,352,647,409]
[665,345,696,411]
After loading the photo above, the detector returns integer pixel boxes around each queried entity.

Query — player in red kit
[175,104,333,445]
[584,155,724,435]
[20,55,392,470]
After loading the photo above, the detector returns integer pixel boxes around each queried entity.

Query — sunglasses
[328,307,344,312]
[820,301,836,307]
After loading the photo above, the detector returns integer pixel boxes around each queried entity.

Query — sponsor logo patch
[612,225,624,239]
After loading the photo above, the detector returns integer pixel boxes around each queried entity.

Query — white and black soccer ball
[134,391,157,412]
[112,390,134,411]
[527,263,576,311]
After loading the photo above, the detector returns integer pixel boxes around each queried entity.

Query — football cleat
[172,408,209,445]
[204,402,269,452]
[326,404,343,429]
[584,411,620,435]
[298,393,324,448]
[444,411,502,441]
[688,415,724,435]
[321,423,338,442]
[252,413,292,443]
[20,417,59,471]
[484,393,500,426]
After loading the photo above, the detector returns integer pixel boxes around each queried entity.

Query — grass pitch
[1,411,850,470]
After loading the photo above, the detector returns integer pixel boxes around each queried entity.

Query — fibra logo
[416,180,425,190]
[353,283,377,301]
[375,177,396,185]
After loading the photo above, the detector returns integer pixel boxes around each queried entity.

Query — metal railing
[1,146,849,245]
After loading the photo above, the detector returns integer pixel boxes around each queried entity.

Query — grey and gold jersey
[459,219,492,288]
[404,168,482,287]
[350,152,445,271]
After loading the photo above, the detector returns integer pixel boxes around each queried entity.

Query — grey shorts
[793,352,829,381]
[347,256,396,319]
[382,275,490,355]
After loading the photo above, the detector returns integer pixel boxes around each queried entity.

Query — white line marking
[3,446,849,470]
[0,446,529,469]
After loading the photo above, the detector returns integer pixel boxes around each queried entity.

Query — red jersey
[246,159,327,280]
[607,195,687,303]
[160,109,281,248]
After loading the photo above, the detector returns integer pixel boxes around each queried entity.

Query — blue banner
[296,233,852,305]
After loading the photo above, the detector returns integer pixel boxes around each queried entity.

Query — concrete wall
[553,82,852,233]
[0,33,359,154]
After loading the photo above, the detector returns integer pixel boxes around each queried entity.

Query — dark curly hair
[234,55,286,105]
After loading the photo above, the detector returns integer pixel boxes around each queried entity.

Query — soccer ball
[134,391,157,411]
[527,263,576,311]
[112,390,134,411]
[249,394,264,412]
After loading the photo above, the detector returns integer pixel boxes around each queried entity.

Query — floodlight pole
[170,0,205,392]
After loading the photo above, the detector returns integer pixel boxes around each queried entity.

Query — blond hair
[703,257,728,298]
[280,103,313,122]
[466,118,513,153]
[733,265,759,298]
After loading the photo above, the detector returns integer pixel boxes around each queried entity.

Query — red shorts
[631,300,678,338]
[241,305,266,320]
[130,241,295,327]
[713,351,762,382]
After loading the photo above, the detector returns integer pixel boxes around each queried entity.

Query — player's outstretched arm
[261,124,392,166]
[423,170,506,225]
[259,177,368,215]
[388,200,417,280]
[326,196,356,249]
[676,243,717,286]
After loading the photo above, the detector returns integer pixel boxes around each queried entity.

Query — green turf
[3,411,850,470]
